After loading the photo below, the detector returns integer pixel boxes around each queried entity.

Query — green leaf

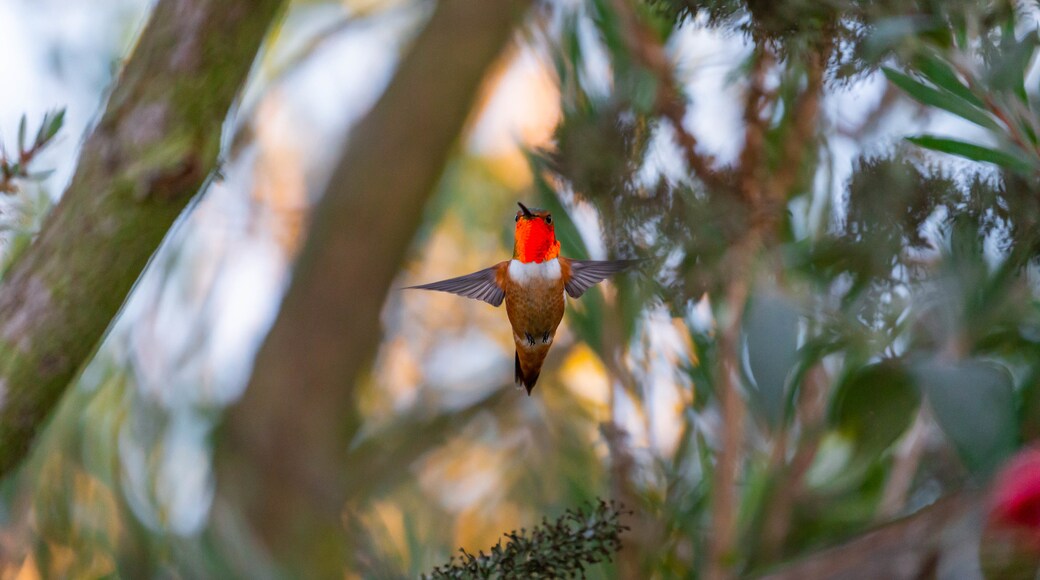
[883,67,1001,131]
[906,135,1034,173]
[989,30,1037,104]
[829,361,919,462]
[912,50,983,108]
[914,359,1018,476]
[17,114,26,153]
[743,291,800,430]
[45,108,65,142]
[862,17,932,59]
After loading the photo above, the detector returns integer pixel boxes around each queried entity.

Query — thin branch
[737,47,773,210]
[705,46,773,580]
[609,0,728,192]
[706,237,754,580]
[0,0,284,478]
[759,364,829,562]
[708,30,832,577]
[761,492,977,579]
[766,40,830,207]
[213,0,532,574]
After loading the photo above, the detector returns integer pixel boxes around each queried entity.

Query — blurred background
[2,0,1040,577]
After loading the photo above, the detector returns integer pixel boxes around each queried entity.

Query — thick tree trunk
[0,0,284,476]
[214,0,530,574]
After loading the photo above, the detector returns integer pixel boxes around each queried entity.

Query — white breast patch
[508,258,561,285]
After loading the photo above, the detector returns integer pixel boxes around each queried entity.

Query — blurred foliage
[647,0,1018,80]
[7,0,1040,578]
[527,0,1040,575]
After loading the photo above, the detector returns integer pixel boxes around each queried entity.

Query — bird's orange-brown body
[408,203,636,394]
[501,257,565,390]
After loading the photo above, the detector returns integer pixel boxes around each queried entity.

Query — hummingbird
[408,202,637,394]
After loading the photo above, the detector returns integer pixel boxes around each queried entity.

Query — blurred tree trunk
[213,0,530,575]
[0,0,283,476]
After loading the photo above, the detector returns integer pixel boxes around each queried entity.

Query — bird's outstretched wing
[405,262,507,306]
[562,258,640,299]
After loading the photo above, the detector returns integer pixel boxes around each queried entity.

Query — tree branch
[0,0,284,477]
[213,0,532,574]
[761,492,979,579]
[705,47,773,580]
[609,0,728,193]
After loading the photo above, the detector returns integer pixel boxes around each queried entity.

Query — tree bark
[0,0,284,476]
[214,0,531,575]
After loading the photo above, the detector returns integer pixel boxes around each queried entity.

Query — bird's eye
[515,214,520,222]
[545,216,552,224]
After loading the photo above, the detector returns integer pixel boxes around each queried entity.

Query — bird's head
[513,202,560,264]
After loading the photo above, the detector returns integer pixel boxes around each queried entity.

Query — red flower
[989,447,1040,540]
[982,448,1040,579]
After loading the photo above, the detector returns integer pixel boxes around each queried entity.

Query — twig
[704,47,773,580]
[609,0,728,192]
[708,29,832,576]
[766,41,830,207]
[761,492,977,579]
[737,47,773,210]
[759,364,829,561]
[706,247,754,580]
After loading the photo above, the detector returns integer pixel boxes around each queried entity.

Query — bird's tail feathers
[514,351,541,395]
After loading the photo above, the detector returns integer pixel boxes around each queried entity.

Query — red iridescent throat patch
[514,219,560,263]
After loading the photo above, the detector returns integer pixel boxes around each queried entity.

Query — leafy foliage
[0,108,64,194]
[0,108,63,275]
[423,501,628,579]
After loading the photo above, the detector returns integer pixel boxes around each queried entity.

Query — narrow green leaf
[17,114,26,153]
[989,30,1037,104]
[45,108,65,142]
[906,135,1034,173]
[883,67,1001,131]
[913,50,983,108]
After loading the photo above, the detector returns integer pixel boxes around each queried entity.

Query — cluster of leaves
[0,109,63,275]
[519,0,1040,575]
[884,15,1040,180]
[423,501,629,579]
[0,108,64,194]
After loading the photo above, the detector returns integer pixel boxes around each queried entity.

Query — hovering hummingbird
[408,202,637,394]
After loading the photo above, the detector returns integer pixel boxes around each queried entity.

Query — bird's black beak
[517,202,534,219]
